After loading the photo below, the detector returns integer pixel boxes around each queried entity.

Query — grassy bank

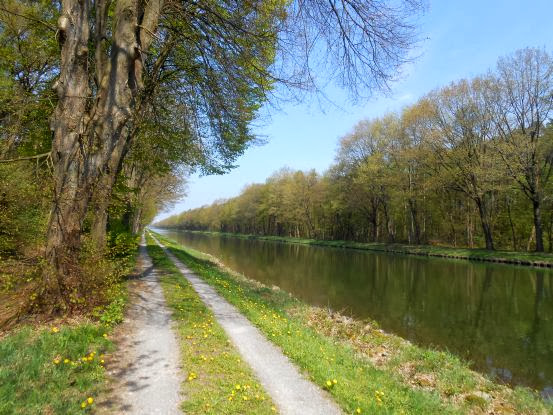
[167,230,553,268]
[145,234,276,414]
[0,241,135,414]
[153,232,552,415]
[0,280,128,414]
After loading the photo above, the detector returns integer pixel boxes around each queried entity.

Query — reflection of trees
[526,272,544,378]
[402,259,422,336]
[473,267,493,330]
[172,231,553,392]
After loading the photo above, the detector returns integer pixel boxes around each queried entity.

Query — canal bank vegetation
[158,48,553,255]
[145,233,277,414]
[153,232,553,414]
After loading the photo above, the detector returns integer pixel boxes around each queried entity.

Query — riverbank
[153,232,553,414]
[164,230,553,268]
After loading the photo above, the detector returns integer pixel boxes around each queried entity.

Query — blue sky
[157,0,553,221]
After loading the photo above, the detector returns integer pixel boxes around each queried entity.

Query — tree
[428,78,500,250]
[488,48,553,252]
[396,100,434,244]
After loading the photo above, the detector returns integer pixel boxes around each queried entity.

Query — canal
[156,229,553,397]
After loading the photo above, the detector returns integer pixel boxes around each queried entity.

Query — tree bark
[475,197,494,250]
[506,197,517,251]
[532,198,545,252]
[45,0,91,301]
[408,198,421,244]
[45,0,163,304]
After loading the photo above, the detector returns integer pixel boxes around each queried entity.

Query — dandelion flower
[356,409,362,414]
[87,397,93,404]
[81,402,87,408]
[326,380,332,387]
[332,379,337,384]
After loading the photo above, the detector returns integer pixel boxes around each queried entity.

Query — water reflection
[158,229,553,394]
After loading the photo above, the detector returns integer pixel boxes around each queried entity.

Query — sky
[156,0,553,222]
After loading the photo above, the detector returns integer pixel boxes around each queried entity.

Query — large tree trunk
[90,133,134,248]
[408,198,421,244]
[45,0,91,301]
[532,198,545,252]
[45,0,162,304]
[475,197,494,251]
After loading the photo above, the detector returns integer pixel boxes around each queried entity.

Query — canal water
[157,229,553,397]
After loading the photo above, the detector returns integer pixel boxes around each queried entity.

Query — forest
[159,47,553,252]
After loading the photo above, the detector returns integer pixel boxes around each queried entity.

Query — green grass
[0,323,112,414]
[153,232,553,415]
[0,245,136,414]
[179,230,553,268]
[145,233,276,414]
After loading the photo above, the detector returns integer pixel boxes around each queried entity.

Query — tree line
[159,47,553,252]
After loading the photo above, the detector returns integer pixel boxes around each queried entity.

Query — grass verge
[0,245,136,414]
[153,231,553,415]
[174,230,553,268]
[0,314,116,414]
[145,233,276,414]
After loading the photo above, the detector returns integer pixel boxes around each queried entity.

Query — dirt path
[151,234,342,415]
[99,237,183,414]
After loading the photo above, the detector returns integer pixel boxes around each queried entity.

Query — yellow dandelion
[235,384,241,390]
[81,402,87,409]
[87,397,93,404]
[51,327,59,333]
[332,379,337,384]
[356,409,362,414]
[64,359,70,364]
[53,358,60,365]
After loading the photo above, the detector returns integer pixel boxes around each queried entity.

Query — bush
[0,163,48,256]
[107,231,139,259]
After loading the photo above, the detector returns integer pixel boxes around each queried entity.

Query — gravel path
[151,234,342,415]
[100,237,183,414]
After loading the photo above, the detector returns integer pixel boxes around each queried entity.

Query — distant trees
[159,48,553,252]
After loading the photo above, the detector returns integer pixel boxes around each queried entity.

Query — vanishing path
[101,236,183,414]
[151,234,342,415]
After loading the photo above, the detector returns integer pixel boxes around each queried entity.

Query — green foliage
[107,231,139,259]
[158,48,553,253]
[0,324,112,414]
[0,163,48,255]
[97,296,126,328]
